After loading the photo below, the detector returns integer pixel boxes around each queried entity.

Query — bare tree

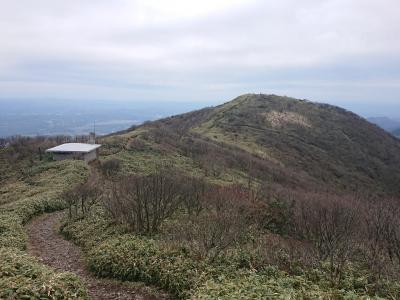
[383,198,400,276]
[294,194,358,287]
[175,185,255,261]
[181,177,208,216]
[102,169,184,234]
[343,195,400,282]
[62,183,100,219]
[61,188,78,219]
[100,159,121,177]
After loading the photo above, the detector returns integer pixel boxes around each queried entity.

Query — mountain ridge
[102,94,400,196]
[368,116,400,137]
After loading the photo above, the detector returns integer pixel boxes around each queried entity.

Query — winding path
[26,211,169,300]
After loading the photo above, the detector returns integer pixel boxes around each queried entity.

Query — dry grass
[264,111,312,128]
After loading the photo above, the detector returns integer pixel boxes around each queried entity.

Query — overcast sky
[1,0,399,116]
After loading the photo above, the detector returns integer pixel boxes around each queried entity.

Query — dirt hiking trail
[26,211,169,300]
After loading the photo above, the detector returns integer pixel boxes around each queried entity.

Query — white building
[46,143,101,162]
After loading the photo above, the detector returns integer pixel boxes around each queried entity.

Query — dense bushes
[87,236,211,299]
[192,266,400,299]
[0,135,90,182]
[61,192,400,300]
[57,157,400,299]
[56,158,400,299]
[290,192,400,290]
[99,158,121,177]
[0,196,65,250]
[0,160,88,250]
[62,207,400,299]
[61,210,210,298]
[55,92,400,299]
[294,194,358,287]
[0,158,89,299]
[192,269,341,299]
[102,169,186,233]
[0,248,89,299]
[163,184,262,260]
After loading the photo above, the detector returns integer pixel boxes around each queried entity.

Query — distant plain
[0,99,206,137]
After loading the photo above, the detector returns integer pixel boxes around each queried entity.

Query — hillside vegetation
[195,95,400,194]
[0,137,90,299]
[59,94,400,299]
[2,94,400,299]
[97,94,400,196]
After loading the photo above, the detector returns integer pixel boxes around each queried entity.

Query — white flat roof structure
[46,143,101,153]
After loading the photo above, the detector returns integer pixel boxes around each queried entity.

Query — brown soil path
[26,211,169,300]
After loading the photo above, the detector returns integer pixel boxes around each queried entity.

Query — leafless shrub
[294,193,359,287]
[100,159,121,177]
[360,197,400,280]
[238,232,317,273]
[181,177,208,216]
[386,199,400,266]
[62,183,100,219]
[2,135,89,168]
[102,169,184,234]
[127,138,147,151]
[165,185,258,261]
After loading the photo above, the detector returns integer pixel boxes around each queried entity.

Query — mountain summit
[104,94,400,196]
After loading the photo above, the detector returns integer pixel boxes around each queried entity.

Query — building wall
[52,150,97,162]
[83,150,97,162]
[53,152,83,161]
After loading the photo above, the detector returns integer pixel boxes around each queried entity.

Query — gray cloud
[0,0,399,115]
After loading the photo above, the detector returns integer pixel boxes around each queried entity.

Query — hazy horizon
[1,93,399,118]
[1,0,399,114]
[1,95,399,138]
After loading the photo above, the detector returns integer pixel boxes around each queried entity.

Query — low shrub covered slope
[0,139,90,299]
[77,94,400,299]
[62,205,400,299]
[5,94,400,299]
[0,248,88,299]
